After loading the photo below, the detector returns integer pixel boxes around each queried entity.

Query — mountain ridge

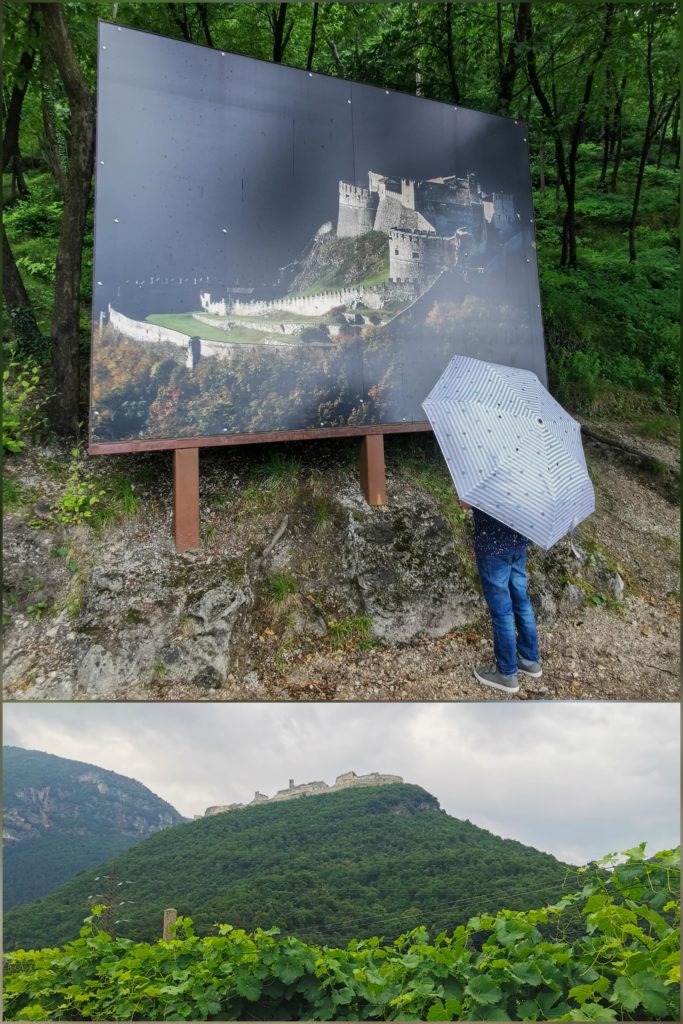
[4,781,572,952]
[3,746,186,910]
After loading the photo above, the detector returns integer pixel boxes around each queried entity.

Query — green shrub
[50,446,106,525]
[2,359,50,452]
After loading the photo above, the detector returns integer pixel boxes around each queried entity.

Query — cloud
[3,702,678,864]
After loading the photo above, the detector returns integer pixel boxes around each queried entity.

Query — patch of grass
[152,660,168,680]
[2,475,21,509]
[313,494,333,528]
[177,614,194,637]
[268,572,298,602]
[274,636,295,673]
[328,614,378,651]
[630,413,680,440]
[42,458,68,480]
[66,578,85,619]
[250,450,301,486]
[242,482,278,514]
[91,474,140,530]
[203,523,217,544]
[210,489,229,508]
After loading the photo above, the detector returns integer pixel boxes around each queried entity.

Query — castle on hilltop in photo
[200,770,403,818]
[337,169,519,283]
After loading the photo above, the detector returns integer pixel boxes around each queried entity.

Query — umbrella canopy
[422,355,595,550]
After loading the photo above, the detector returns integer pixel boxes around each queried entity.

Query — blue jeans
[475,548,539,677]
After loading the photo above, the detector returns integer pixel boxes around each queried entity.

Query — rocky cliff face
[3,747,185,909]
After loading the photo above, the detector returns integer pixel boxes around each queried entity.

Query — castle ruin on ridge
[201,770,403,817]
[337,170,517,283]
[198,169,519,320]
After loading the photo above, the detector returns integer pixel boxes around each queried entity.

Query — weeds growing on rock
[268,573,298,602]
[328,615,377,651]
[50,446,106,526]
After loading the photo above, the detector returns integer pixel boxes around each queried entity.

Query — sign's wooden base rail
[171,434,387,552]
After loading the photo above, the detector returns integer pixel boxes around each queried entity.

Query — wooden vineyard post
[359,433,387,506]
[163,907,177,941]
[173,448,200,551]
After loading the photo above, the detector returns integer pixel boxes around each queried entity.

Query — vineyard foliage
[4,846,679,1022]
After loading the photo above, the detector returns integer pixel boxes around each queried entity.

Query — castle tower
[337,181,379,238]
[491,192,516,231]
[401,179,416,210]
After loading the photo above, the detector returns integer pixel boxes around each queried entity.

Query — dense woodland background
[3,1,680,439]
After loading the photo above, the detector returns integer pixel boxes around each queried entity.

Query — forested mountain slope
[4,782,571,951]
[3,746,186,910]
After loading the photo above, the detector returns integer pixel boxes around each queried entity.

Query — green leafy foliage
[2,359,50,452]
[48,445,106,525]
[3,847,678,1022]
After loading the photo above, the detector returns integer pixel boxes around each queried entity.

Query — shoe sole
[472,667,520,694]
[518,666,543,678]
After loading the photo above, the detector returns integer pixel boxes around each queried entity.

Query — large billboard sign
[90,22,546,453]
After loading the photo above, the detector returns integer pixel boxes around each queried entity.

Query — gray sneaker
[518,656,543,678]
[473,662,520,694]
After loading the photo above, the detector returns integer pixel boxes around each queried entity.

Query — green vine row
[4,846,679,1022]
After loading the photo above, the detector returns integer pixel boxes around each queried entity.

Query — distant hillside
[4,782,572,952]
[3,747,186,910]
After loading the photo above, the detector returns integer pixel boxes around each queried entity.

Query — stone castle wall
[203,771,403,817]
[201,287,385,319]
[107,307,303,368]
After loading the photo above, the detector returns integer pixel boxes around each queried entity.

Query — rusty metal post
[163,908,178,941]
[173,448,200,551]
[359,433,387,506]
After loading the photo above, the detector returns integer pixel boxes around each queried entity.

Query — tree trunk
[3,51,36,173]
[629,89,678,261]
[656,107,671,167]
[497,2,531,115]
[539,136,545,199]
[197,4,213,48]
[41,74,69,195]
[562,6,614,266]
[628,118,652,262]
[169,3,193,42]
[271,4,292,64]
[37,3,96,435]
[3,226,46,353]
[445,2,460,104]
[599,103,611,186]
[670,99,679,152]
[306,3,319,72]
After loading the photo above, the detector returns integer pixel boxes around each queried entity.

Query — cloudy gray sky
[3,702,678,865]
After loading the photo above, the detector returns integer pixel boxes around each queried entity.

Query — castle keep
[337,170,517,284]
[202,770,403,817]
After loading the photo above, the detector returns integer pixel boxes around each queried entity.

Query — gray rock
[90,570,125,594]
[336,485,481,643]
[561,582,586,610]
[607,572,625,600]
[187,587,247,634]
[76,644,121,697]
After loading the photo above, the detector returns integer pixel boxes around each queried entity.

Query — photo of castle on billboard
[90,23,546,449]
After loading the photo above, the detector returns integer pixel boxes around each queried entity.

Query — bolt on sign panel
[90,22,546,454]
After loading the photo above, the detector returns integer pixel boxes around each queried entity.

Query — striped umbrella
[422,355,595,550]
